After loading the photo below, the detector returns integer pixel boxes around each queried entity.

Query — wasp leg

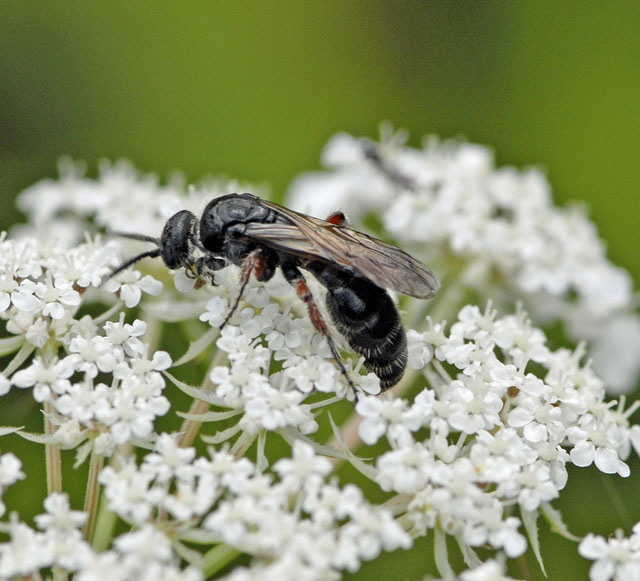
[282,265,358,398]
[219,249,264,331]
[193,254,226,285]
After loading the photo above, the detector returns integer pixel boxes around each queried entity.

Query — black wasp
[108,193,439,393]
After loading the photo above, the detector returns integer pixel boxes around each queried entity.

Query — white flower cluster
[7,309,171,455]
[0,219,176,455]
[99,436,410,579]
[198,278,380,434]
[0,134,637,580]
[0,492,202,581]
[355,303,639,564]
[287,130,640,393]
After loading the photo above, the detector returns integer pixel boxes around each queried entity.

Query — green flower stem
[91,485,118,552]
[82,451,105,541]
[44,401,62,494]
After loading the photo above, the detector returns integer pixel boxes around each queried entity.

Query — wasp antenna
[110,231,161,245]
[102,248,162,285]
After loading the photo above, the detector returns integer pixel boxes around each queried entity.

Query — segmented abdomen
[324,278,407,390]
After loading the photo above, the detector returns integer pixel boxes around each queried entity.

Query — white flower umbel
[0,133,638,580]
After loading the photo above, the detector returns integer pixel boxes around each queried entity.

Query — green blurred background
[1,2,639,579]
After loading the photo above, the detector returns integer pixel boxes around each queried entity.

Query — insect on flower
[106,193,439,393]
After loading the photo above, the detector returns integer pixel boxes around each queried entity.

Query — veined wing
[242,201,439,299]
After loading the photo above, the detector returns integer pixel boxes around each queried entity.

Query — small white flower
[0,453,24,488]
[52,418,86,449]
[375,443,434,494]
[115,349,172,379]
[579,531,640,581]
[567,412,631,477]
[68,335,121,377]
[241,381,318,434]
[24,315,53,347]
[34,493,87,532]
[103,271,163,308]
[461,504,526,557]
[356,395,420,446]
[11,356,76,402]
[10,279,43,314]
[0,274,19,313]
[499,461,559,511]
[0,520,54,577]
[302,482,364,526]
[106,387,165,444]
[0,454,25,516]
[334,505,412,569]
[406,328,434,369]
[143,433,196,483]
[273,441,332,493]
[99,459,165,525]
[282,354,340,393]
[103,316,147,357]
[33,276,81,319]
[55,381,109,425]
[113,524,173,563]
[216,325,271,370]
[199,295,229,328]
[74,550,124,581]
[441,375,504,434]
[55,238,117,289]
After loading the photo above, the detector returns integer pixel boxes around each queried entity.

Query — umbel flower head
[0,129,638,580]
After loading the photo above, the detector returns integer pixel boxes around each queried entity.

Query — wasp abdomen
[324,277,407,390]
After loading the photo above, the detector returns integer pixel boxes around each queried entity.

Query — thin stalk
[44,401,62,494]
[178,349,227,448]
[82,451,105,541]
[91,485,118,552]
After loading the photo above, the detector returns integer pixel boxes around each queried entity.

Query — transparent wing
[242,201,439,298]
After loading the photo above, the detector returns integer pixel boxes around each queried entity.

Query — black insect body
[108,193,439,393]
[302,262,408,390]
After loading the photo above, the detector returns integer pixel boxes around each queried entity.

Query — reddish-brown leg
[220,249,264,330]
[290,275,357,397]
